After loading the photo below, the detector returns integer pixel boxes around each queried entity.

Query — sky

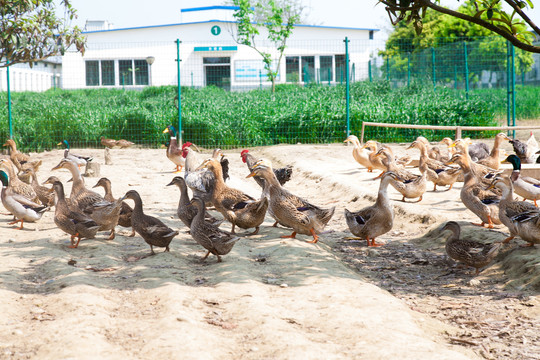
[61,0,540,40]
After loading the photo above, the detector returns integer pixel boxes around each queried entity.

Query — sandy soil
[0,139,539,359]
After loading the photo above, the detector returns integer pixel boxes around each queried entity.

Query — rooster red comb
[240,149,249,156]
[182,142,192,150]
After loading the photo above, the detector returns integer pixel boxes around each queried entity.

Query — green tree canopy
[0,0,85,68]
[378,0,539,53]
[230,0,301,92]
[381,0,534,84]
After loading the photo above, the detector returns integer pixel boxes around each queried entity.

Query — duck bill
[51,162,63,171]
[246,171,256,179]
[162,128,170,134]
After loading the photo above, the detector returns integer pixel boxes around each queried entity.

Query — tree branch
[419,0,540,53]
[503,0,540,35]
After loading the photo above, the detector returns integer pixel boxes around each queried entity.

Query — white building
[0,57,62,92]
[61,6,380,90]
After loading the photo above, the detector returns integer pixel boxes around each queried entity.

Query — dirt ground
[0,135,539,359]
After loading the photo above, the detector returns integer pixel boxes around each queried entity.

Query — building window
[134,59,149,85]
[85,61,99,86]
[101,60,115,86]
[335,55,346,83]
[320,56,333,82]
[369,30,374,40]
[286,57,300,82]
[301,56,315,83]
[119,60,134,86]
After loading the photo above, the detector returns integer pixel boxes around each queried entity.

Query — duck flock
[1,128,540,275]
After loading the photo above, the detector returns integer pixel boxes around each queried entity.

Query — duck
[247,159,335,243]
[476,133,509,170]
[123,190,179,254]
[16,159,42,184]
[240,149,293,228]
[487,175,540,245]
[49,180,100,248]
[387,164,427,202]
[361,140,389,176]
[51,158,123,239]
[503,154,540,206]
[2,139,30,166]
[189,197,241,262]
[343,135,374,171]
[200,158,268,235]
[92,177,134,237]
[0,158,40,203]
[344,171,399,247]
[166,176,222,228]
[439,137,457,162]
[21,167,55,207]
[162,125,185,173]
[416,136,441,161]
[506,132,539,164]
[407,139,460,191]
[374,147,417,181]
[58,140,93,169]
[100,137,117,149]
[451,139,501,189]
[115,139,135,148]
[440,221,502,275]
[447,153,501,228]
[0,170,48,230]
[463,138,490,162]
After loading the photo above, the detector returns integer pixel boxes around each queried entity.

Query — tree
[230,0,301,92]
[378,0,540,53]
[0,0,85,68]
[380,1,534,85]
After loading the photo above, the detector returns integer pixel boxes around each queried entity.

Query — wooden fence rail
[360,122,540,144]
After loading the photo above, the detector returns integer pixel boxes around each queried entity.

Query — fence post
[176,39,182,145]
[431,47,436,90]
[328,68,331,85]
[191,72,193,88]
[344,37,350,138]
[259,70,262,90]
[407,52,411,87]
[368,59,372,82]
[386,54,389,81]
[6,60,13,139]
[507,41,516,138]
[463,42,469,100]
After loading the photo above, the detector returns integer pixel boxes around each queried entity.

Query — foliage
[377,0,539,53]
[0,0,86,68]
[230,0,300,92]
[381,2,534,81]
[0,82,525,152]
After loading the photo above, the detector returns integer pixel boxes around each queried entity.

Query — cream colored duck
[247,159,335,243]
[447,153,501,228]
[200,158,268,235]
[476,133,509,170]
[162,125,185,173]
[0,170,47,230]
[344,171,399,247]
[343,135,374,171]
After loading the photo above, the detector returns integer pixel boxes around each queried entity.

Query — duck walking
[50,180,100,248]
[123,190,179,254]
[189,197,240,262]
[344,171,398,247]
[440,221,502,275]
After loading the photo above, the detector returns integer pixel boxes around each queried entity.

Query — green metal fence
[1,36,539,152]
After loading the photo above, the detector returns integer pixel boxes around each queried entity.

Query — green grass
[1,81,536,152]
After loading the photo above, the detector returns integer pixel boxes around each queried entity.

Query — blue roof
[83,19,379,34]
[181,6,239,13]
